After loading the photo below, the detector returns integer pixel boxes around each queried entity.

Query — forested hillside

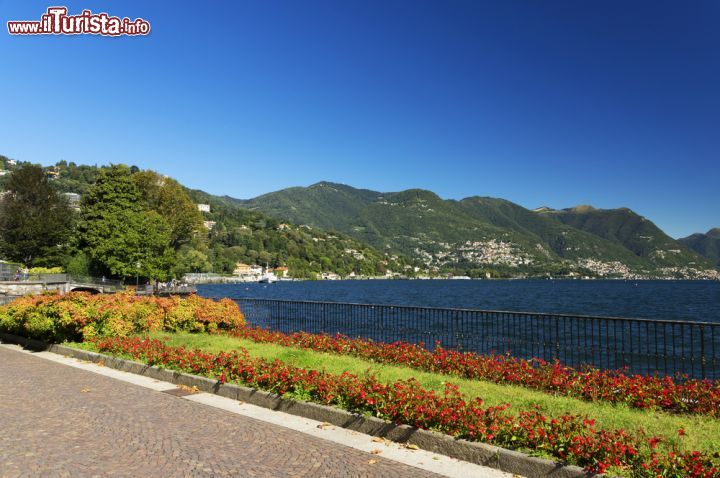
[679,229,720,267]
[0,158,412,279]
[2,156,716,280]
[237,181,718,279]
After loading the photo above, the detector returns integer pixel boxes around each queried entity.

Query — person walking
[14,268,21,281]
[22,266,29,281]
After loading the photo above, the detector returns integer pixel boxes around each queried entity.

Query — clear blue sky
[1,1,718,238]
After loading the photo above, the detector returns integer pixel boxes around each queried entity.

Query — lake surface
[198,279,720,323]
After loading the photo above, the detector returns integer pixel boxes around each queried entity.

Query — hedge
[0,292,245,342]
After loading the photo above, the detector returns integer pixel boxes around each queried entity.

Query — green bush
[28,266,64,275]
[0,292,246,342]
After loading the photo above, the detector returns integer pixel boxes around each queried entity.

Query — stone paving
[0,346,443,477]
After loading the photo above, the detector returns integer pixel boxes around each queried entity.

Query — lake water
[198,279,720,323]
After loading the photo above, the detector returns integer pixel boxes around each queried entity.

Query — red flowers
[228,327,720,417]
[94,336,720,477]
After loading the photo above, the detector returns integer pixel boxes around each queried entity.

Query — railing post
[700,325,706,380]
[554,316,560,362]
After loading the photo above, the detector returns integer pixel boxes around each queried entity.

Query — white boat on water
[258,272,278,283]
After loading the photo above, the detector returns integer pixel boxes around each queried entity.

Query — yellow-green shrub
[28,266,64,275]
[0,292,245,342]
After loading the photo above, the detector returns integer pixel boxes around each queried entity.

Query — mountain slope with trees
[236,182,717,279]
[679,229,720,267]
[536,206,708,269]
[0,158,412,280]
[1,156,716,280]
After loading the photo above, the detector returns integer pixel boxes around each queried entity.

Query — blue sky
[1,1,718,238]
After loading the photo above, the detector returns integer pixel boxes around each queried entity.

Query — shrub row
[94,336,719,478]
[0,292,245,342]
[230,327,720,417]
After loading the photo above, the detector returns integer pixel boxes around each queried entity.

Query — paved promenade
[0,345,514,478]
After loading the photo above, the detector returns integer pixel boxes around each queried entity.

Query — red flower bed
[94,336,719,477]
[228,327,720,417]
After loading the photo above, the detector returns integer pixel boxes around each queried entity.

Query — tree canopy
[0,164,74,266]
[132,170,203,247]
[78,165,175,280]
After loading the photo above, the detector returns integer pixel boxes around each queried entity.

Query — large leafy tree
[173,247,213,276]
[132,170,203,247]
[0,164,74,266]
[78,165,174,280]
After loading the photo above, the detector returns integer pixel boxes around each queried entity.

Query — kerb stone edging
[0,332,597,478]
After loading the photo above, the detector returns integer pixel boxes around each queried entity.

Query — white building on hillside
[63,192,81,209]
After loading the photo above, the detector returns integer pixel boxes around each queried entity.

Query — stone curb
[0,333,596,478]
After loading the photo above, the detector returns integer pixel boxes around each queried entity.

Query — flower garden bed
[89,335,718,477]
[229,327,720,417]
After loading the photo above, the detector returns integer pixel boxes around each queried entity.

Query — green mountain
[455,198,644,264]
[3,157,716,280]
[183,187,413,277]
[679,229,720,267]
[0,160,413,278]
[236,182,718,279]
[536,206,709,269]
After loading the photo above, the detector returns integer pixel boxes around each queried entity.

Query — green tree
[174,247,212,275]
[65,251,92,277]
[78,165,175,280]
[133,170,203,247]
[0,164,75,266]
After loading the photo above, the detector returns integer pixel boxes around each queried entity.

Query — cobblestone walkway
[0,346,443,477]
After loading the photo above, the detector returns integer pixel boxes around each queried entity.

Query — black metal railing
[229,298,720,380]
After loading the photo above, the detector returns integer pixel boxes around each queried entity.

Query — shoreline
[188,276,720,284]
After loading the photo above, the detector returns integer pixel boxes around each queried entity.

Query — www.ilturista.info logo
[7,7,150,36]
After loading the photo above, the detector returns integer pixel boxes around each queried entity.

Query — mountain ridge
[679,229,720,268]
[233,181,718,279]
[2,159,716,279]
